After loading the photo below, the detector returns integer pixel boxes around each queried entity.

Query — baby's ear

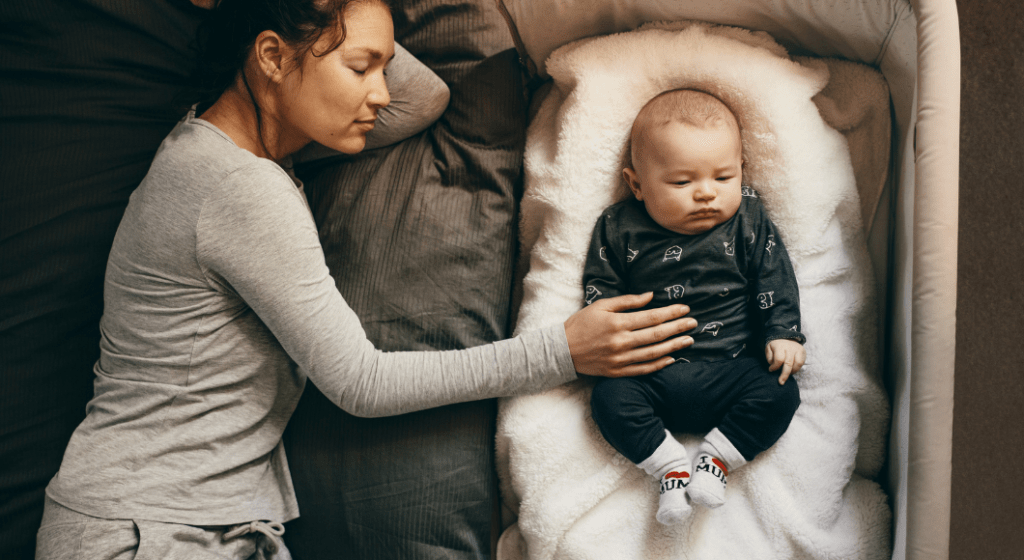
[622,168,643,200]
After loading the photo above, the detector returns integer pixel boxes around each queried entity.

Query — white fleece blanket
[496,22,892,560]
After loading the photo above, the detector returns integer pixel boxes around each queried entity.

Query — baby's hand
[765,339,806,385]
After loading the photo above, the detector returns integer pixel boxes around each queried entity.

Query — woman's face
[276,1,394,155]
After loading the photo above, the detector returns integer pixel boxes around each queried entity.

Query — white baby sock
[637,431,693,525]
[687,428,747,509]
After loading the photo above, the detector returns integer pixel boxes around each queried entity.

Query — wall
[951,0,1024,557]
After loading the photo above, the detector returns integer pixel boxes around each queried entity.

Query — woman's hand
[564,292,696,378]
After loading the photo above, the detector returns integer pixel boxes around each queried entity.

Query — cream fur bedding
[496,22,892,560]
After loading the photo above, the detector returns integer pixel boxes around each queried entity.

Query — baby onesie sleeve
[582,210,630,306]
[195,162,577,417]
[745,199,806,345]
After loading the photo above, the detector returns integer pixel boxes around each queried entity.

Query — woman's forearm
[319,324,576,418]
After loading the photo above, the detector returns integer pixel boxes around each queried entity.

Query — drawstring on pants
[223,520,286,554]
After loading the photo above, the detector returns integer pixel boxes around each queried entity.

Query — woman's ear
[253,30,286,83]
[623,167,643,201]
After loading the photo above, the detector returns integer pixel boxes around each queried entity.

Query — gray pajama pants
[35,497,291,560]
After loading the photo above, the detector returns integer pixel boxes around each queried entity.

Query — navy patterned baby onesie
[585,188,805,463]
[583,188,805,363]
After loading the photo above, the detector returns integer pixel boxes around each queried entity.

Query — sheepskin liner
[496,22,892,560]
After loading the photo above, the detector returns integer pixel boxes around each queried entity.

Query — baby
[584,89,806,524]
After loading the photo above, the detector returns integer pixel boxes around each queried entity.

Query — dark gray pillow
[282,0,528,557]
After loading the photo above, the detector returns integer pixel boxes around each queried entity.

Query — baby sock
[686,428,747,509]
[637,430,693,525]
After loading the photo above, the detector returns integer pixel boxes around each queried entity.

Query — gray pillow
[281,1,527,557]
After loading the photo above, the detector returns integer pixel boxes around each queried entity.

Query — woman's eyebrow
[350,47,395,63]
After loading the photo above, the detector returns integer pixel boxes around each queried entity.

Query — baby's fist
[765,339,805,385]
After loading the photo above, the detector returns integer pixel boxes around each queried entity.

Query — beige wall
[951,0,1024,557]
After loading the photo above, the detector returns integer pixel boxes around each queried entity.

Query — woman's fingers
[628,334,694,365]
[629,315,697,348]
[594,291,655,312]
[619,301,691,331]
[596,335,695,378]
[608,355,677,377]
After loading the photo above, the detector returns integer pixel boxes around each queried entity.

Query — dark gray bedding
[284,2,528,555]
[0,2,205,557]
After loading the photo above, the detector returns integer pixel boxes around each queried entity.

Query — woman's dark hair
[183,0,389,153]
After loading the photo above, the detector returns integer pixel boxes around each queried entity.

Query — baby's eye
[716,176,734,182]
[673,181,691,186]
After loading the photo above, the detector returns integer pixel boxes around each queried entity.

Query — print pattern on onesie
[724,241,735,256]
[626,246,638,262]
[765,235,776,256]
[665,285,685,300]
[732,343,747,358]
[742,186,759,198]
[664,246,683,262]
[757,291,775,309]
[599,246,608,261]
[700,322,723,336]
[585,285,601,305]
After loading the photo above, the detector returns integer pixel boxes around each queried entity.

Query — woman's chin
[319,131,372,155]
[327,135,368,155]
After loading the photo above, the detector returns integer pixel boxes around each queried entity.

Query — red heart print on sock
[711,457,728,476]
[665,471,690,479]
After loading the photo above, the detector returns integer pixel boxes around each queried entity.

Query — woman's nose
[368,71,391,109]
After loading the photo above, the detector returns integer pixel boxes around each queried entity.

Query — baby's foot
[656,469,692,524]
[687,454,728,508]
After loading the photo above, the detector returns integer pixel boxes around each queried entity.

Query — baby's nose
[693,182,717,199]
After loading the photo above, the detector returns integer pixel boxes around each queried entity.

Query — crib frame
[495,1,961,559]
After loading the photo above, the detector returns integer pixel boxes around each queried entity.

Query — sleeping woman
[33,0,698,558]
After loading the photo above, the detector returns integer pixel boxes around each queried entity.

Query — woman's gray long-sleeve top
[45,112,576,526]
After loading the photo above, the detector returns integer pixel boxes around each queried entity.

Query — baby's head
[624,89,743,235]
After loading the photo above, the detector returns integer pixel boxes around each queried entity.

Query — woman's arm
[294,43,450,162]
[197,163,693,417]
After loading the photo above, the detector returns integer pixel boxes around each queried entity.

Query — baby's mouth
[691,208,718,217]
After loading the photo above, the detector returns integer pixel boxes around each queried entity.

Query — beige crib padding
[810,58,891,232]
[497,0,903,77]
[907,1,959,559]
[498,0,897,235]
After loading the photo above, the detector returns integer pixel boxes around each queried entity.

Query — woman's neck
[199,82,308,162]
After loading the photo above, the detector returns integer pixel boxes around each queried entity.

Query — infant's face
[625,120,743,235]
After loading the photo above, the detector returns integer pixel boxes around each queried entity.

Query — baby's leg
[687,357,801,508]
[591,374,693,524]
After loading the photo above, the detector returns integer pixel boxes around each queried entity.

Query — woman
[35,0,696,558]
